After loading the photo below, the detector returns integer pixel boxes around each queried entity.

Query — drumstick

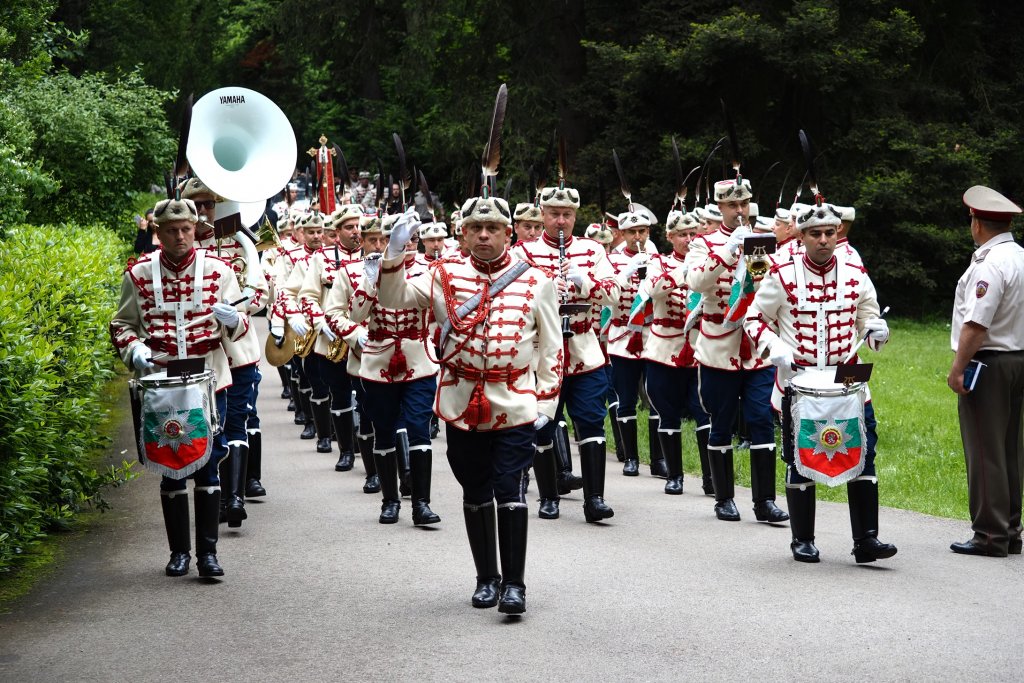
[227,295,250,307]
[842,305,890,364]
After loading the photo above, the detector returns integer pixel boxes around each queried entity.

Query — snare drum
[130,370,219,479]
[788,368,867,487]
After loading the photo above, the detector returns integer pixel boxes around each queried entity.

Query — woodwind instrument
[559,226,573,338]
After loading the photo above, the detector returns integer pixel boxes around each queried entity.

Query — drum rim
[139,369,215,385]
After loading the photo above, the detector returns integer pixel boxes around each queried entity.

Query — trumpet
[326,336,349,362]
[294,326,317,358]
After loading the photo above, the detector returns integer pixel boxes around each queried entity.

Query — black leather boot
[410,448,441,525]
[463,502,501,608]
[609,403,626,462]
[660,431,683,495]
[223,443,248,528]
[533,446,560,519]
[278,366,291,399]
[848,478,898,563]
[309,396,332,452]
[358,433,380,493]
[244,431,266,498]
[580,441,614,522]
[333,408,355,470]
[709,446,740,521]
[751,446,789,523]
[429,413,440,439]
[497,504,528,615]
[290,379,304,420]
[555,421,583,494]
[160,491,191,576]
[299,392,316,438]
[396,430,412,498]
[696,427,714,496]
[648,414,668,478]
[375,449,401,524]
[619,418,640,476]
[194,487,225,577]
[786,483,820,562]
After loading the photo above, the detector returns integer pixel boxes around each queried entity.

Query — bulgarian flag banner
[791,391,867,487]
[136,383,214,479]
[723,262,755,329]
[625,290,652,356]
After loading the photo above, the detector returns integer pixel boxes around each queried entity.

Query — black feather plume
[798,130,821,204]
[174,93,193,180]
[721,98,741,181]
[612,148,632,210]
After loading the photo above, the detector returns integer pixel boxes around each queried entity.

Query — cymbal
[264,325,296,367]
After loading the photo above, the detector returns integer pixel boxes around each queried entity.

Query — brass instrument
[326,336,349,362]
[742,227,776,279]
[294,326,317,358]
[745,251,771,278]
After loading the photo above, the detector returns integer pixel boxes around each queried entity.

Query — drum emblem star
[812,417,853,461]
[156,409,198,453]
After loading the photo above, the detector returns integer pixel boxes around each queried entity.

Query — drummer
[110,196,249,579]
[743,202,896,564]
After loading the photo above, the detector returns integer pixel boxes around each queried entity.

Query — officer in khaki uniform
[948,185,1024,557]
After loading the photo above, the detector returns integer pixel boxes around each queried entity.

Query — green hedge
[0,223,135,573]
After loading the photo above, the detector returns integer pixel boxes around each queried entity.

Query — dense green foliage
[0,224,136,574]
[58,0,1024,314]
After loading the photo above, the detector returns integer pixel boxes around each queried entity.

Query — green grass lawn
[604,319,969,520]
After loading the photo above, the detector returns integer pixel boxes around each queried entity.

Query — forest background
[4,0,1024,313]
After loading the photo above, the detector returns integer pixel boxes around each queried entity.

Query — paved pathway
[2,336,1024,681]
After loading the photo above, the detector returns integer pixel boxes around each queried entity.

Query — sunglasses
[193,200,217,211]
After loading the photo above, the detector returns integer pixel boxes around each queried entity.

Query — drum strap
[793,259,848,367]
[152,250,206,360]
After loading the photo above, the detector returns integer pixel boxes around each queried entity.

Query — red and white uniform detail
[378,249,563,431]
[512,232,620,375]
[110,248,248,391]
[279,245,318,333]
[644,250,698,368]
[298,243,362,357]
[350,253,438,384]
[322,257,370,377]
[744,254,884,409]
[685,225,769,371]
[606,248,651,359]
[266,241,305,333]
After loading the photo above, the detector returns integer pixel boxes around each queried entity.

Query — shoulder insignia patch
[976,280,989,298]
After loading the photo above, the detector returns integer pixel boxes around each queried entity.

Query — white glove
[131,345,154,371]
[768,340,795,370]
[291,318,310,337]
[321,323,338,342]
[357,333,368,349]
[725,226,753,256]
[269,325,285,346]
[363,253,382,285]
[565,262,585,291]
[621,251,649,278]
[864,318,889,343]
[213,302,239,329]
[385,208,422,260]
[534,414,551,430]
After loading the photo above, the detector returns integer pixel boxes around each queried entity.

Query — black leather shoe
[335,451,355,472]
[702,478,715,496]
[950,539,1007,557]
[316,437,332,453]
[622,459,639,476]
[281,386,291,400]
[753,500,790,523]
[379,500,400,524]
[852,536,898,563]
[498,583,526,615]
[293,410,305,425]
[300,422,316,439]
[286,397,296,412]
[165,551,191,577]
[197,553,224,577]
[715,498,741,521]
[664,475,683,495]
[412,502,441,526]
[1011,538,1022,555]
[538,498,560,519]
[557,471,583,495]
[650,459,669,479]
[363,474,381,494]
[245,478,266,498]
[583,496,614,522]
[472,576,501,608]
[225,496,247,528]
[791,540,820,563]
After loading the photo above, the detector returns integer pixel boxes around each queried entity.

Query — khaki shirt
[952,232,1024,352]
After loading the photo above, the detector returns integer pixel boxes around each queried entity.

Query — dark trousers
[224,364,260,444]
[646,362,709,431]
[537,368,609,447]
[958,350,1024,549]
[697,365,775,448]
[611,356,645,419]
[161,389,228,491]
[363,376,436,450]
[446,424,536,505]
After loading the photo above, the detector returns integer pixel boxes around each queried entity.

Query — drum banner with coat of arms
[136,384,214,479]
[791,391,867,487]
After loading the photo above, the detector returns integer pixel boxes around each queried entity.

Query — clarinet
[637,237,647,280]
[559,227,574,338]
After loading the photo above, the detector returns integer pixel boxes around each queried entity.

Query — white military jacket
[606,248,651,360]
[378,247,563,431]
[110,248,248,391]
[644,249,698,368]
[298,243,362,357]
[322,256,370,377]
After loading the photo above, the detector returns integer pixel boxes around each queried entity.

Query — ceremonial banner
[137,382,214,479]
[791,390,866,487]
